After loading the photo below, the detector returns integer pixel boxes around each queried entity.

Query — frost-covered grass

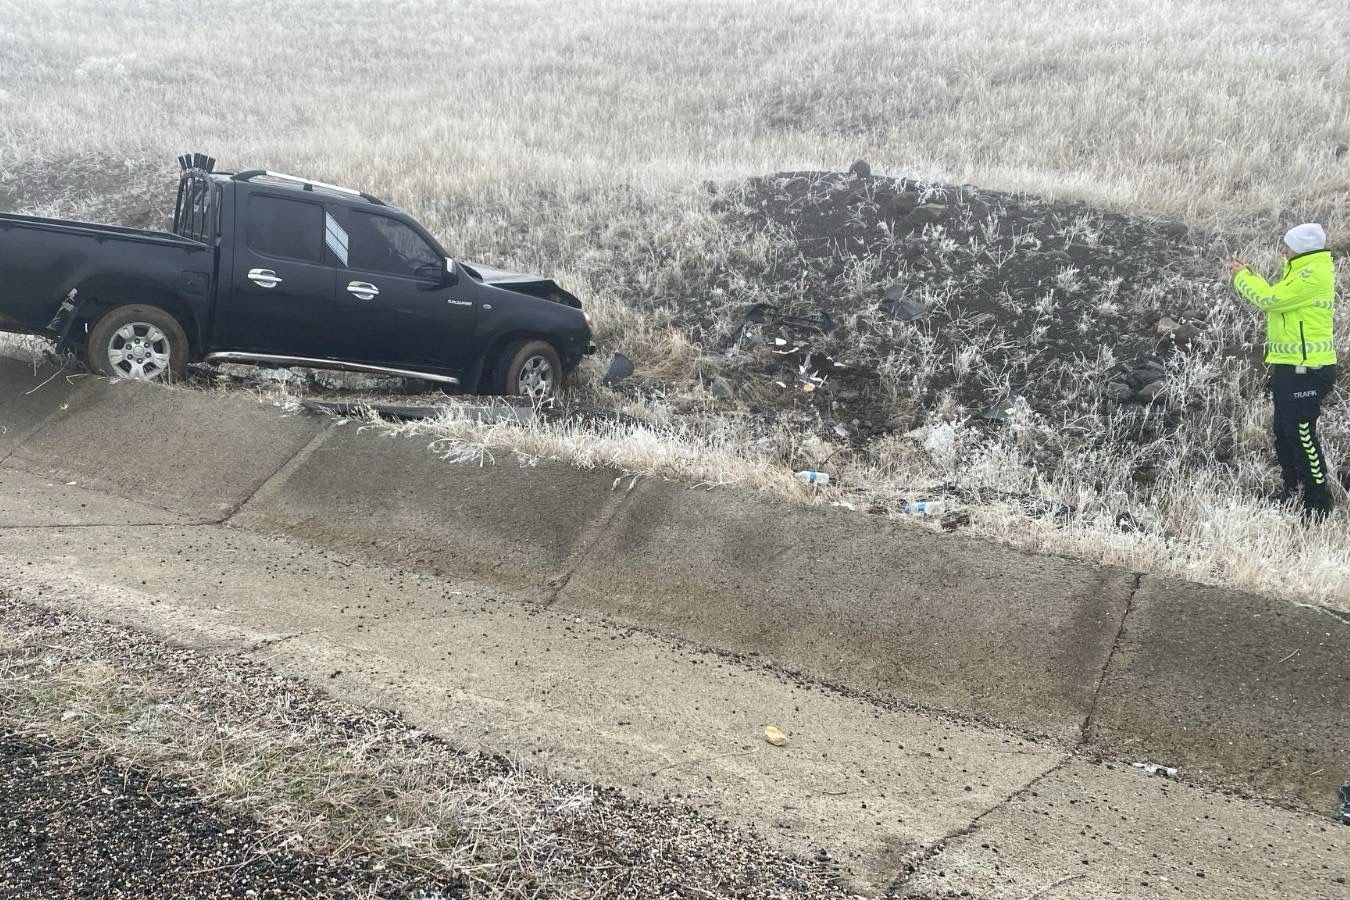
[2,0,1348,607]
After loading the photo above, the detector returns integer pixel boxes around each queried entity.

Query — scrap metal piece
[300,400,440,421]
[602,352,635,386]
[881,284,930,322]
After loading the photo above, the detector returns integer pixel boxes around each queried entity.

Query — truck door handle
[247,268,283,289]
[347,281,380,301]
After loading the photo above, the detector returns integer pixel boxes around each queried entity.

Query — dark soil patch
[689,171,1244,445]
[0,728,461,899]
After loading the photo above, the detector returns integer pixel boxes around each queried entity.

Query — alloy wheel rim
[107,323,171,380]
[516,355,555,398]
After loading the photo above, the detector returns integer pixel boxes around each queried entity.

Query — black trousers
[1270,364,1337,513]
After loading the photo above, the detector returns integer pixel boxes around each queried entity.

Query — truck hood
[462,261,582,309]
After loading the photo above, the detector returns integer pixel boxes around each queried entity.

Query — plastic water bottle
[795,470,830,486]
[899,500,944,515]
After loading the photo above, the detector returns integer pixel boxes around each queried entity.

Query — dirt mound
[683,171,1241,447]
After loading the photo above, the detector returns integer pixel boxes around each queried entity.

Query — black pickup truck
[0,153,594,396]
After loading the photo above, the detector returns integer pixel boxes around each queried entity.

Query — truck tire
[87,305,189,382]
[493,339,562,400]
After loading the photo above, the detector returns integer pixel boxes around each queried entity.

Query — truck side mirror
[415,259,458,289]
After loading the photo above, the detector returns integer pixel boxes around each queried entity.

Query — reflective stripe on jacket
[1232,249,1336,366]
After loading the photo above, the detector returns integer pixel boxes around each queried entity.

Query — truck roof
[213,169,391,209]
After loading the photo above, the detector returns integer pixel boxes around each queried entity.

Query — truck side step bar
[205,352,460,385]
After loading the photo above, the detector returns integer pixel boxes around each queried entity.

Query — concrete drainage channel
[2,356,1349,896]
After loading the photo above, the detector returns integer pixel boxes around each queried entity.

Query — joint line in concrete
[542,475,643,608]
[1080,570,1143,743]
[885,752,1076,896]
[216,422,335,525]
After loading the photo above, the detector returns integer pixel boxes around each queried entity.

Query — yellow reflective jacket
[1232,250,1336,366]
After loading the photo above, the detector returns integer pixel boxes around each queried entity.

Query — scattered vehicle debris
[880,285,930,322]
[763,726,789,747]
[299,399,440,421]
[0,152,594,397]
[980,400,1020,423]
[725,301,836,352]
[1132,761,1178,778]
[602,352,634,386]
[898,501,945,516]
[1339,784,1350,825]
[298,399,535,425]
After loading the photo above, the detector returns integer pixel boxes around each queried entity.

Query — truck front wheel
[493,339,562,400]
[87,305,189,382]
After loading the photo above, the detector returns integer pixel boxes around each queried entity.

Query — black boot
[1302,483,1334,524]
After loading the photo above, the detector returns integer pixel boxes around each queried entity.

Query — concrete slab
[233,424,625,595]
[0,519,1064,894]
[0,469,186,527]
[6,379,323,521]
[897,758,1350,899]
[1088,575,1350,812]
[274,623,1062,893]
[0,523,451,643]
[560,478,1135,739]
[0,357,96,460]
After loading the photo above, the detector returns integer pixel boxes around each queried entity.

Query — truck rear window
[246,194,325,263]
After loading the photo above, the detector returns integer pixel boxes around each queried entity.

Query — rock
[709,376,735,402]
[1179,308,1207,322]
[906,203,948,227]
[1172,323,1200,345]
[1105,382,1133,402]
[1162,222,1189,240]
[764,725,788,747]
[1155,316,1181,336]
[1137,380,1167,402]
[940,511,972,532]
[1125,360,1166,390]
[884,191,918,220]
[848,159,871,179]
[1132,465,1160,484]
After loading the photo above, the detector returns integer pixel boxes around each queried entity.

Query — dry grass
[3,0,1350,608]
[3,0,1348,233]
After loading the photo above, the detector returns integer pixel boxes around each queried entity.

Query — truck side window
[246,195,325,263]
[348,211,440,278]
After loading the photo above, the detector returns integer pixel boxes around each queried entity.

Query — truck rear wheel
[493,339,562,400]
[87,305,189,382]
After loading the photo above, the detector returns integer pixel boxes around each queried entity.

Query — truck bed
[0,213,210,334]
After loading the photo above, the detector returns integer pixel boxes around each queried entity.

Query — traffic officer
[1230,224,1338,521]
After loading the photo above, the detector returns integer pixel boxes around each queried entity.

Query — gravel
[0,593,853,900]
[0,730,460,899]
